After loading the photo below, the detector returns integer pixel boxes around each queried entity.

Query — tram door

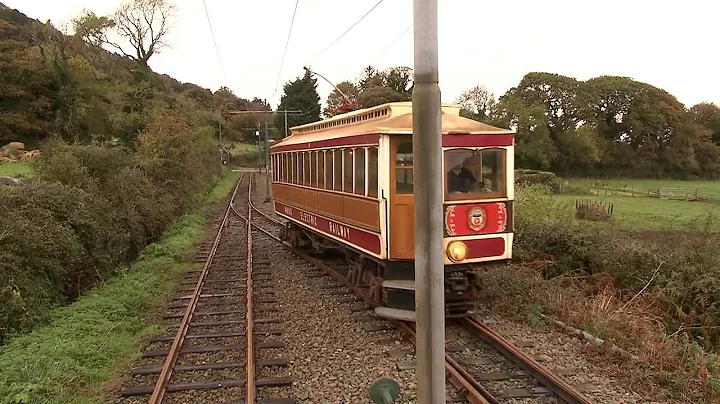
[389,136,415,259]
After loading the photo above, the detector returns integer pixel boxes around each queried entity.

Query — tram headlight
[446,241,468,262]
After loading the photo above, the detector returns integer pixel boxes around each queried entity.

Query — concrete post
[412,0,445,402]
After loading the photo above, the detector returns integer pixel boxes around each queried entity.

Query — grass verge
[0,169,239,404]
[0,161,32,177]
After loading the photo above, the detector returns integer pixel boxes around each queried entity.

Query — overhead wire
[202,0,227,82]
[371,23,412,65]
[273,0,300,97]
[309,0,386,66]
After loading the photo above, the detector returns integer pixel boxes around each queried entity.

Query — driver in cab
[447,159,492,194]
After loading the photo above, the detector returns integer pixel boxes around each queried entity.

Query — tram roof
[271,102,514,151]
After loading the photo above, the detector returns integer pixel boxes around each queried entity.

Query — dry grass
[477,264,720,403]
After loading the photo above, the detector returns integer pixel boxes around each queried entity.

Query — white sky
[6,0,720,109]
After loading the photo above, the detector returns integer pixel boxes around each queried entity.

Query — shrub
[0,112,222,341]
[514,186,720,349]
[515,169,563,192]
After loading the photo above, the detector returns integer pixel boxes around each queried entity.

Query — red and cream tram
[269,102,514,320]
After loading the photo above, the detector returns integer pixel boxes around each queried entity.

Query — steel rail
[148,173,244,404]
[246,176,256,403]
[463,317,593,404]
[395,321,495,404]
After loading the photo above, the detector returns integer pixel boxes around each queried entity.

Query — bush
[0,180,129,338]
[514,186,720,349]
[0,112,223,341]
[515,169,563,192]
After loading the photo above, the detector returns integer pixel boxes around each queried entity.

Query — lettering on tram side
[283,206,293,216]
[328,221,351,240]
[299,211,318,227]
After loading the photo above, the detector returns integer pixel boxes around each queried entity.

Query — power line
[202,0,226,82]
[372,23,412,65]
[273,0,300,97]
[310,0,386,65]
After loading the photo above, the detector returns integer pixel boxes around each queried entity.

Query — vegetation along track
[119,172,294,403]
[245,174,595,403]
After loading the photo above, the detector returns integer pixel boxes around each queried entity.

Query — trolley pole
[412,0,445,403]
[264,112,270,202]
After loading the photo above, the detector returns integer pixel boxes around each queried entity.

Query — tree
[275,70,321,131]
[690,102,720,144]
[355,66,413,108]
[73,0,175,71]
[323,81,358,118]
[456,85,497,123]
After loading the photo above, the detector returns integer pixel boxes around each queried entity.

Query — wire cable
[371,23,412,65]
[202,0,226,82]
[310,0,385,65]
[273,0,300,97]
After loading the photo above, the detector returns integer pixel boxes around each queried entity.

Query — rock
[7,142,24,150]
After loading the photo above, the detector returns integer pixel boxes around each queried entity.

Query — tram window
[303,152,310,186]
[283,154,288,182]
[395,139,413,194]
[318,152,326,189]
[368,147,378,197]
[445,148,506,198]
[291,153,296,184]
[354,148,365,195]
[343,148,353,193]
[325,151,333,190]
[283,154,287,182]
[310,151,316,188]
[333,149,342,191]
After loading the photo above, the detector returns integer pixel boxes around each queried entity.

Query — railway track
[245,173,595,403]
[119,173,294,403]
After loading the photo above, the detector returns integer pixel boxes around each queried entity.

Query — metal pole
[284,110,288,138]
[264,112,271,202]
[412,0,444,403]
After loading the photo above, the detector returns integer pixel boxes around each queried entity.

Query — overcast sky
[7,0,720,109]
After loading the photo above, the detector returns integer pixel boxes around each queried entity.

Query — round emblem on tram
[468,206,486,232]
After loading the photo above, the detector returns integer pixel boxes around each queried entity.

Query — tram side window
[395,139,413,194]
[303,152,310,186]
[368,147,378,197]
[291,153,296,184]
[272,155,277,181]
[333,149,342,191]
[310,151,316,187]
[318,151,326,189]
[282,154,287,182]
[354,148,365,195]
[343,148,353,193]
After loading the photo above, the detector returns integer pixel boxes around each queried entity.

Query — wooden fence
[647,188,698,201]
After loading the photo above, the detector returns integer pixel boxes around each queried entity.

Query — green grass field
[0,161,32,177]
[554,178,720,229]
[566,177,720,202]
[553,194,717,229]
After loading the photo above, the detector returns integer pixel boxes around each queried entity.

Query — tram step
[382,280,415,291]
[374,307,416,322]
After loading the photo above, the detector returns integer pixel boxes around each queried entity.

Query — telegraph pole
[284,110,289,138]
[413,0,445,403]
[264,112,270,202]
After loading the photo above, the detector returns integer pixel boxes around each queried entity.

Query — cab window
[445,148,505,199]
